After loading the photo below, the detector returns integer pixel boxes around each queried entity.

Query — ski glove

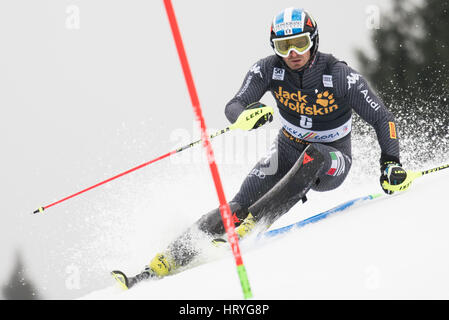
[245,102,273,130]
[380,160,407,194]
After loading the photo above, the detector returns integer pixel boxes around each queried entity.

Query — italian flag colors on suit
[327,151,345,176]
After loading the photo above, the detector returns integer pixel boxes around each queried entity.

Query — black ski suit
[167,52,400,267]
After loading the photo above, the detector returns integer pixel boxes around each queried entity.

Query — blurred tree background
[354,0,449,165]
[2,252,40,300]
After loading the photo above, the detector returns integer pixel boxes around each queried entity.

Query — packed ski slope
[82,157,449,300]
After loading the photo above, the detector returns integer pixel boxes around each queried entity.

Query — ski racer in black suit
[112,7,408,289]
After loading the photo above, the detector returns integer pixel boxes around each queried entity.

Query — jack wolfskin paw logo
[316,91,335,107]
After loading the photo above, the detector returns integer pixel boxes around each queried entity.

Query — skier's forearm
[225,59,271,124]
[370,115,401,162]
[374,115,401,162]
[225,100,246,124]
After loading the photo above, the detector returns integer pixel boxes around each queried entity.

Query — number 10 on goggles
[273,32,313,57]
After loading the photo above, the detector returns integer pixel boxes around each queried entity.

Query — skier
[112,7,408,289]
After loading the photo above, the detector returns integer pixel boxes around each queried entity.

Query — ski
[111,270,133,290]
[111,270,153,290]
[111,264,161,290]
[259,192,385,240]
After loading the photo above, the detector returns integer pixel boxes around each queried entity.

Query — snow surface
[81,156,449,300]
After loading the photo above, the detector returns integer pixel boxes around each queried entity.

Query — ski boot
[235,213,256,239]
[111,253,175,290]
[212,213,257,246]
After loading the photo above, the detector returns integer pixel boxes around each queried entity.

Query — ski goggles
[272,33,313,57]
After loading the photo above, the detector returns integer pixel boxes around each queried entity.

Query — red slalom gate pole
[163,0,252,299]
